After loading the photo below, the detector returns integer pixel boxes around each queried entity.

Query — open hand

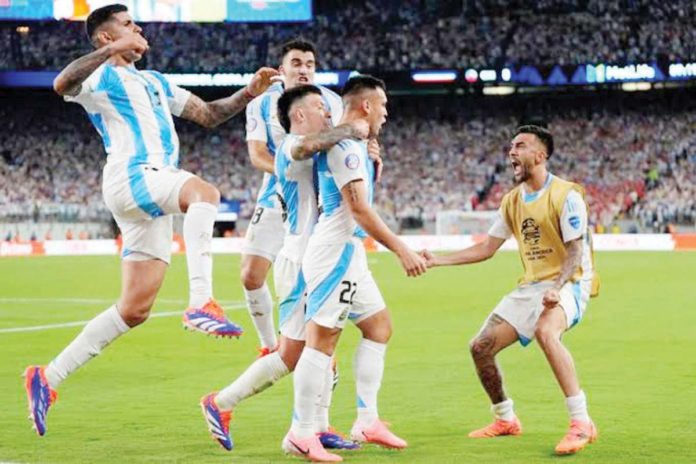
[246,67,281,97]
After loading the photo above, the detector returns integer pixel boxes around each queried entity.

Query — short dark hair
[514,124,554,159]
[86,4,128,42]
[277,84,322,133]
[280,38,318,63]
[341,74,386,98]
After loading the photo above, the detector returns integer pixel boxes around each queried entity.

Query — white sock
[491,398,515,421]
[44,305,129,389]
[291,347,331,439]
[215,351,289,410]
[243,284,277,349]
[184,202,217,308]
[314,358,334,433]
[354,338,387,426]
[566,390,590,422]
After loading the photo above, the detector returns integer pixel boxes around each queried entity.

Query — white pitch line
[0,303,247,334]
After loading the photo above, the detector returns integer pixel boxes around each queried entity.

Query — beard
[513,164,531,184]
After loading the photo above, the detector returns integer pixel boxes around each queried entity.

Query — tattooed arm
[553,238,583,289]
[53,34,149,96]
[341,180,426,277]
[291,120,369,161]
[179,67,279,129]
[542,237,583,308]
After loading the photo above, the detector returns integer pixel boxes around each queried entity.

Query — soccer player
[282,76,427,462]
[241,39,343,354]
[200,85,368,453]
[23,4,278,436]
[422,125,600,455]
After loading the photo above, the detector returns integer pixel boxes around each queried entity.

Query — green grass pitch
[1,251,695,463]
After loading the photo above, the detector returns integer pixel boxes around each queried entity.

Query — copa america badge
[345,153,360,169]
[246,117,258,132]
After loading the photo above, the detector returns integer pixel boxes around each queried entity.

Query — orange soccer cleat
[468,417,522,438]
[554,419,598,455]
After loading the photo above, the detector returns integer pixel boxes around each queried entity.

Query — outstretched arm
[291,120,369,161]
[342,180,427,277]
[180,67,279,128]
[422,235,505,267]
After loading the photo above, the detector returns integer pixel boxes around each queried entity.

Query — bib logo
[521,218,541,245]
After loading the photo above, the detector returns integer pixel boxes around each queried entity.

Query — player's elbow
[53,77,68,96]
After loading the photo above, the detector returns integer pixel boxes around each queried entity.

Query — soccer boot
[350,419,407,449]
[24,366,58,436]
[468,417,522,438]
[555,419,598,455]
[183,299,243,338]
[282,430,343,462]
[318,427,360,450]
[200,393,233,451]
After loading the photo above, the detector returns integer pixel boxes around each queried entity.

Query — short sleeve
[488,209,513,239]
[245,97,267,142]
[165,81,191,117]
[560,190,587,242]
[327,141,364,190]
[143,71,191,117]
[63,68,102,105]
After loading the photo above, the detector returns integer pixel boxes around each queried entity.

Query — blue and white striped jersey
[311,139,374,245]
[274,134,319,262]
[65,63,191,168]
[246,82,343,209]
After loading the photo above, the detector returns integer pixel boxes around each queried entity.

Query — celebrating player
[422,125,600,455]
[240,39,343,354]
[200,84,369,453]
[23,3,277,436]
[282,75,427,462]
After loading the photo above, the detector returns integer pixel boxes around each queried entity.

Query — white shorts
[491,280,592,346]
[242,206,284,262]
[303,237,385,330]
[274,254,306,341]
[103,162,194,264]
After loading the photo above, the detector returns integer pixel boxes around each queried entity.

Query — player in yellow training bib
[422,125,600,456]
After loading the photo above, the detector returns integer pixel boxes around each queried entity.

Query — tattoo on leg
[471,329,507,404]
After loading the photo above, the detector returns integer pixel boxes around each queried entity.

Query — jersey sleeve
[488,208,513,239]
[163,78,191,117]
[63,68,102,105]
[560,190,587,242]
[327,141,365,190]
[245,97,267,142]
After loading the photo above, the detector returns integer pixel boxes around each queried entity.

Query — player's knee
[534,323,560,348]
[240,265,265,290]
[360,319,392,344]
[118,302,153,327]
[469,336,493,360]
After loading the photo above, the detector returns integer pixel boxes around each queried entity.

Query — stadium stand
[1,1,695,72]
[1,93,694,235]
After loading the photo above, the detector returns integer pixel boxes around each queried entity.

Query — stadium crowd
[1,0,695,72]
[1,97,694,234]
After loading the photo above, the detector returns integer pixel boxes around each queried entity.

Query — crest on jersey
[568,215,581,230]
[246,117,258,132]
[521,218,541,245]
[345,153,360,170]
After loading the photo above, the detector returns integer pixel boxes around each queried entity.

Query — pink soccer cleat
[282,430,343,462]
[468,417,522,438]
[350,419,407,449]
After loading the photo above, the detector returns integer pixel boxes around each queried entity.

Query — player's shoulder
[330,138,363,155]
[318,85,341,100]
[249,82,283,109]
